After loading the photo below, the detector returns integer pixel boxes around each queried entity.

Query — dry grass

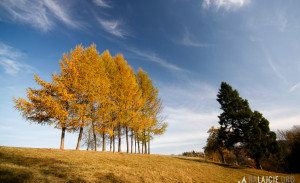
[0,146,299,183]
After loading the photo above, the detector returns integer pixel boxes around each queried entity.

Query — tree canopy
[215,82,279,169]
[14,44,167,154]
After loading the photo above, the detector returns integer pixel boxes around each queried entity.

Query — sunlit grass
[0,146,299,182]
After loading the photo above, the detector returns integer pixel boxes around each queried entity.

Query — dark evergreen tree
[217,82,252,149]
[245,111,279,169]
[216,82,279,169]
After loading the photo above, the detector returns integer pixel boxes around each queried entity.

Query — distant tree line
[14,44,167,154]
[277,126,300,173]
[204,82,300,173]
[182,151,204,158]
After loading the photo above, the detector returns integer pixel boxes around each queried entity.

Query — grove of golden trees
[13,44,167,154]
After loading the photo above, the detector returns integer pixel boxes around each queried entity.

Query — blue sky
[0,0,300,155]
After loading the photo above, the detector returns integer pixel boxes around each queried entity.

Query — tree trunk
[131,131,133,153]
[87,130,91,151]
[255,158,262,169]
[110,136,112,152]
[218,149,225,163]
[145,141,147,154]
[76,126,83,150]
[126,127,129,153]
[118,125,121,152]
[92,121,97,151]
[135,135,136,153]
[142,142,144,154]
[143,131,146,154]
[60,127,66,150]
[138,140,140,154]
[102,132,106,151]
[113,133,115,152]
[148,140,150,154]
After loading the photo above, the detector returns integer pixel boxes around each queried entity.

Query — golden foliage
[13,44,167,150]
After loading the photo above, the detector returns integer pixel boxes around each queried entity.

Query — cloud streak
[289,82,300,92]
[202,0,250,11]
[176,27,209,47]
[97,17,128,38]
[128,47,185,72]
[0,42,34,75]
[0,0,79,32]
[93,0,111,8]
[250,36,288,84]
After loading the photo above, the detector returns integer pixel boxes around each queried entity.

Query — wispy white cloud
[176,27,209,47]
[261,107,300,130]
[202,0,250,11]
[128,47,185,72]
[151,105,219,153]
[0,42,34,75]
[97,17,128,38]
[158,79,218,109]
[151,132,208,149]
[43,0,78,28]
[149,79,220,153]
[0,0,79,32]
[250,36,288,84]
[0,42,24,59]
[276,12,288,32]
[289,82,300,92]
[264,49,287,83]
[93,0,111,8]
[246,9,290,33]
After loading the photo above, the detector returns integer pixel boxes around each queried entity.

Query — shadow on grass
[173,156,266,178]
[0,150,127,183]
[0,167,34,183]
[0,151,75,182]
[173,156,244,170]
[97,173,126,183]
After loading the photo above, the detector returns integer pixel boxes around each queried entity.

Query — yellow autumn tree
[13,73,74,150]
[57,44,110,151]
[111,54,142,153]
[14,44,111,150]
[136,68,167,154]
[101,50,118,152]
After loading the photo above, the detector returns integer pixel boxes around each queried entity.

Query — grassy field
[0,146,299,183]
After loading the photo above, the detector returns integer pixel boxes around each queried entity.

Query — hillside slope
[0,146,299,183]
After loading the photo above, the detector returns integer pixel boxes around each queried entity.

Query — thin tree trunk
[60,127,66,150]
[126,127,129,153]
[138,140,140,154]
[255,158,262,169]
[118,125,121,152]
[102,131,106,151]
[92,121,97,151]
[110,136,112,152]
[76,126,83,150]
[145,141,147,154]
[113,133,115,152]
[131,130,133,153]
[135,135,137,153]
[148,140,150,154]
[218,149,225,163]
[87,130,91,151]
[142,141,144,154]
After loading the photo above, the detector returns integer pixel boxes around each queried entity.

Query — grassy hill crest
[0,146,299,183]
